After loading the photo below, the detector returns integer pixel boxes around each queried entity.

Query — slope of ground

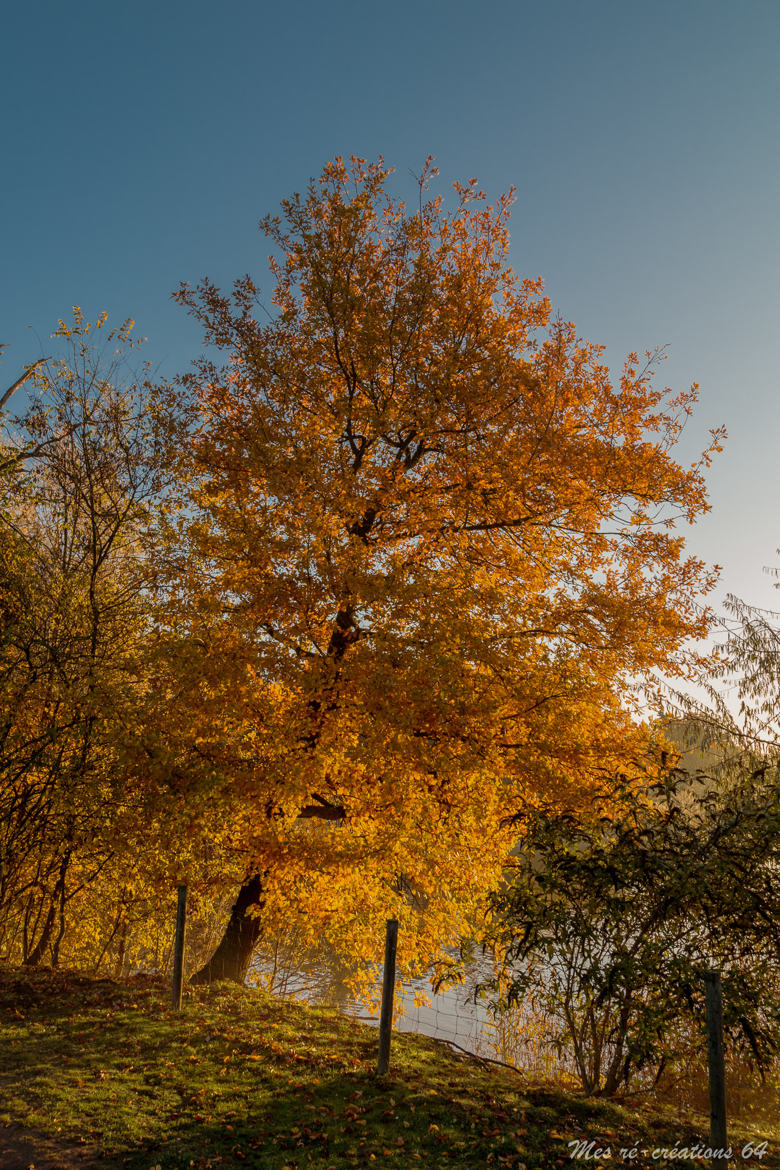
[0,968,775,1169]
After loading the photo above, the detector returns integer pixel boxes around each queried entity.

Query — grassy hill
[0,968,776,1169]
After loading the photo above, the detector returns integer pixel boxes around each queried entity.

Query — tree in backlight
[158,157,723,984]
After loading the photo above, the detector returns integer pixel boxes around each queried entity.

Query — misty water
[254,961,490,1045]
[250,949,539,1070]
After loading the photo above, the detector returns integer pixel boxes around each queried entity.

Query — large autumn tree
[162,157,723,985]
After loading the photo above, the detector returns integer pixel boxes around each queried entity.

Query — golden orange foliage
[0,316,242,975]
[159,157,723,980]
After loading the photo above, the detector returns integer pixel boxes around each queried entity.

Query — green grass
[0,967,777,1169]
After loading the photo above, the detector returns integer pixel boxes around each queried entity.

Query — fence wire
[252,953,577,1083]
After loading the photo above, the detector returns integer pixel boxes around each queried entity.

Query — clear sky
[3,0,780,649]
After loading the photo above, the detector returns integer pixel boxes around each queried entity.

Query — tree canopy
[156,156,724,983]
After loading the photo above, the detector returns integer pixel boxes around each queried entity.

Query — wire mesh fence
[249,937,579,1085]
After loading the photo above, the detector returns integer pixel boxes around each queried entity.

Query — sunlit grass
[0,967,777,1169]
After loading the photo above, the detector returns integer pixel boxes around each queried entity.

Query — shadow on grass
[1,970,778,1170]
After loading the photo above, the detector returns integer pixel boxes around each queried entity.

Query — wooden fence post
[705,969,728,1168]
[172,883,188,1012]
[377,918,398,1076]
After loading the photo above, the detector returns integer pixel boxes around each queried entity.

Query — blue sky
[3,0,780,646]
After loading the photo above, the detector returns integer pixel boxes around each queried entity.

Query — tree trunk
[190,872,265,985]
[24,851,71,968]
[192,803,344,986]
[23,900,55,967]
